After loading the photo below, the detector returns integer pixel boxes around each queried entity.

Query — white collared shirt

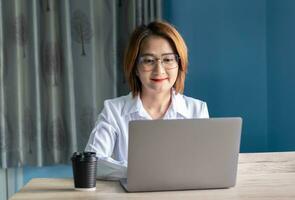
[85,91,209,179]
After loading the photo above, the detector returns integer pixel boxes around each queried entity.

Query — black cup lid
[71,151,97,162]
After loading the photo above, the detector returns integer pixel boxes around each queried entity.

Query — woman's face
[136,35,179,95]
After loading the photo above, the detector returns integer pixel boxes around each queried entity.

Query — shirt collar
[122,90,190,118]
[122,93,149,118]
[170,90,190,118]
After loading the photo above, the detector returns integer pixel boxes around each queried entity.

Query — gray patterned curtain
[117,0,162,95]
[0,0,162,168]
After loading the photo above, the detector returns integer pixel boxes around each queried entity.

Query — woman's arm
[85,103,127,180]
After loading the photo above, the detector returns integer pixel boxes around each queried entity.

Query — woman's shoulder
[174,93,209,118]
[175,93,207,107]
[103,93,132,109]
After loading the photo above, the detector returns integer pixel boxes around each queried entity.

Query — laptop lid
[124,117,242,192]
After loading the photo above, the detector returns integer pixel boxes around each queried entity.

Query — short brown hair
[124,21,188,97]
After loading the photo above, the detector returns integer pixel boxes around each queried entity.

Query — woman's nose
[153,60,166,74]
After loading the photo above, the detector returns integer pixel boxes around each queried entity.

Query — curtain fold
[0,0,162,168]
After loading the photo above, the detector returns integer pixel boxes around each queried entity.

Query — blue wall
[267,0,295,151]
[164,0,295,152]
[23,165,72,185]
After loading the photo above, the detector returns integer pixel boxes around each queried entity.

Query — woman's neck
[140,90,172,119]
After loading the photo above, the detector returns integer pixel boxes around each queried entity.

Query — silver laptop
[120,117,242,192]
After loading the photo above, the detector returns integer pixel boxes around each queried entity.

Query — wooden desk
[10,152,295,200]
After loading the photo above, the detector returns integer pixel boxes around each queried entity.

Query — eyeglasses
[137,53,179,71]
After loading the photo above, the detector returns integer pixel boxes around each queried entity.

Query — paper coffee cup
[71,152,97,191]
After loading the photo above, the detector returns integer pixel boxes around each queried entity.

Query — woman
[85,21,209,180]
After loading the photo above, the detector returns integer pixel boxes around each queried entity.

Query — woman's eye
[163,58,174,63]
[143,58,155,64]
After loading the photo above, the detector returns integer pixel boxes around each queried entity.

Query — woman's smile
[150,77,168,82]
